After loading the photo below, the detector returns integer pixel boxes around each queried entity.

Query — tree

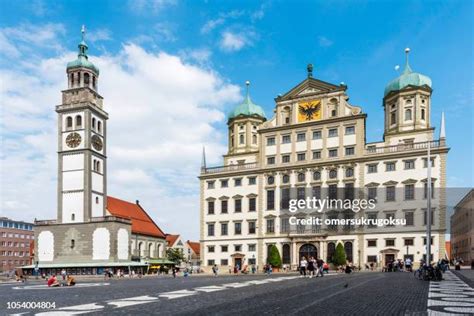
[267,245,282,268]
[166,248,185,264]
[333,242,347,266]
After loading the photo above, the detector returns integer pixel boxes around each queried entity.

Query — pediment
[277,78,343,102]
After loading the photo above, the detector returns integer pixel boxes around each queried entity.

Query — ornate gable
[277,77,344,102]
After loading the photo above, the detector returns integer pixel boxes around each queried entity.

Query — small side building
[451,189,474,265]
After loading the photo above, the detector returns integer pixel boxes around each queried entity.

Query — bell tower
[56,26,108,224]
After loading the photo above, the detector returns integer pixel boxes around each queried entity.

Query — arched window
[71,239,75,249]
[70,73,75,87]
[84,73,90,85]
[71,213,75,221]
[282,175,290,184]
[299,244,317,262]
[313,171,321,181]
[391,112,396,125]
[95,197,99,204]
[92,118,96,130]
[282,244,291,264]
[344,241,353,263]
[96,161,100,173]
[239,134,244,144]
[75,115,82,128]
[329,169,337,179]
[92,76,96,89]
[327,242,336,262]
[148,243,153,258]
[97,121,102,133]
[66,116,73,129]
[421,108,426,120]
[297,173,305,182]
[252,134,257,144]
[138,242,143,257]
[405,109,412,121]
[267,176,275,185]
[345,168,354,178]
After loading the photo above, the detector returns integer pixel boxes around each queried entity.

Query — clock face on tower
[65,132,82,148]
[91,134,103,151]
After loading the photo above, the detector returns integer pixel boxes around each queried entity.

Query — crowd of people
[46,269,76,287]
[298,256,330,277]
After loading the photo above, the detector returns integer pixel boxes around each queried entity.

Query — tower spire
[201,146,207,170]
[81,25,86,41]
[78,25,88,58]
[403,47,412,74]
[245,80,250,100]
[307,63,313,78]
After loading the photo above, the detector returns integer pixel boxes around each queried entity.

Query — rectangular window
[234,178,242,186]
[385,239,395,247]
[328,128,338,137]
[282,135,291,144]
[423,182,435,199]
[312,151,321,159]
[368,187,377,200]
[344,183,354,200]
[312,186,321,199]
[329,149,338,158]
[345,147,355,156]
[297,187,306,200]
[267,137,275,146]
[207,181,215,189]
[328,184,338,200]
[234,199,242,213]
[267,157,275,165]
[221,223,228,236]
[404,160,415,170]
[312,130,322,139]
[207,224,215,236]
[297,153,306,161]
[423,237,434,245]
[297,133,306,142]
[367,240,377,247]
[404,238,414,246]
[208,246,215,253]
[368,164,378,173]
[221,245,228,252]
[221,259,228,266]
[266,219,275,233]
[386,162,396,171]
[207,260,215,266]
[221,200,228,214]
[281,218,290,233]
[248,221,256,234]
[281,188,290,209]
[220,179,228,188]
[405,212,414,226]
[423,158,435,168]
[267,190,275,210]
[405,184,415,200]
[248,244,256,252]
[423,209,435,226]
[385,213,395,227]
[282,155,290,163]
[248,177,256,185]
[234,245,242,252]
[386,186,396,201]
[249,198,256,212]
[208,201,215,214]
[367,255,377,263]
[345,126,355,135]
[234,222,242,235]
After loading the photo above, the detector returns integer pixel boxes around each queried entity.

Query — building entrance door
[299,244,317,261]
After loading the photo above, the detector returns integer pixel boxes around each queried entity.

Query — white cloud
[128,0,177,14]
[201,18,225,34]
[318,36,333,48]
[87,28,112,43]
[220,31,252,52]
[0,27,241,240]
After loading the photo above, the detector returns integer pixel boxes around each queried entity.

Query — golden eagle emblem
[298,100,321,122]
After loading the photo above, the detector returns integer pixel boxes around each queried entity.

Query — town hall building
[199,49,449,271]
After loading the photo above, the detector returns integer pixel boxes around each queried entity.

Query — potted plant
[268,245,282,272]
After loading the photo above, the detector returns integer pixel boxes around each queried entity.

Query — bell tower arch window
[66,116,73,130]
[75,115,82,128]
[405,109,412,121]
[92,118,96,130]
[421,108,426,120]
[84,72,90,86]
[97,121,102,134]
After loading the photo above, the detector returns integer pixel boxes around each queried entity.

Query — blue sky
[0,0,472,240]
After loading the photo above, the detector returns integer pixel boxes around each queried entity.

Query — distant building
[166,234,185,251]
[445,241,451,261]
[186,241,201,267]
[451,189,474,264]
[0,217,34,272]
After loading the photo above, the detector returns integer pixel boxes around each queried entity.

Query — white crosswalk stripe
[427,271,474,315]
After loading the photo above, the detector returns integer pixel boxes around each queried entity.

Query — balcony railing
[201,162,259,174]
[34,219,57,225]
[365,140,441,155]
[90,216,131,224]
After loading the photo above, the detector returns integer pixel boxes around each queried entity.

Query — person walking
[307,257,315,278]
[212,264,218,277]
[300,257,307,277]
[316,258,324,277]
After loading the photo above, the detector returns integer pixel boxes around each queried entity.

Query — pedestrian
[212,264,218,277]
[251,264,256,274]
[316,258,324,277]
[323,262,329,274]
[267,265,272,275]
[172,267,177,278]
[307,257,315,278]
[61,269,67,281]
[300,257,307,277]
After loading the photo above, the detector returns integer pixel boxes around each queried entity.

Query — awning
[147,259,175,265]
[21,261,147,269]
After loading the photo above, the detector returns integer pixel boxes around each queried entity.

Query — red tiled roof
[166,234,180,247]
[187,241,200,255]
[107,196,165,238]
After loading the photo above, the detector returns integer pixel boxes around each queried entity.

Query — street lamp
[426,140,432,265]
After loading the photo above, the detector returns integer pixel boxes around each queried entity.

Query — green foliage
[333,243,347,266]
[267,244,282,268]
[166,248,185,264]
